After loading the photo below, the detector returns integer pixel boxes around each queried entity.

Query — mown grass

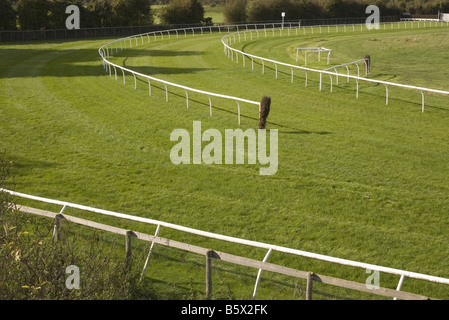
[1,22,449,299]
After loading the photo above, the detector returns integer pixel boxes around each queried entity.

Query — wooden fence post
[364,54,371,74]
[125,231,133,266]
[206,250,213,299]
[306,272,314,300]
[52,214,64,241]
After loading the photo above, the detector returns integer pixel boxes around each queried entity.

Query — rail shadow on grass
[113,49,203,58]
[142,251,350,300]
[132,77,333,135]
[122,64,217,77]
[0,48,103,78]
[249,61,449,113]
[0,47,216,79]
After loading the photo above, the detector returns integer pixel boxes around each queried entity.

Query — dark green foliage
[11,0,154,30]
[0,0,16,30]
[223,0,247,23]
[47,0,86,29]
[111,0,154,27]
[159,0,205,25]
[15,0,51,30]
[246,0,325,22]
[84,0,115,28]
[0,160,149,300]
[323,0,365,18]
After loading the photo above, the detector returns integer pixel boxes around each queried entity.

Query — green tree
[0,159,150,300]
[47,0,85,29]
[223,0,247,23]
[297,0,325,20]
[247,0,301,22]
[15,0,51,30]
[159,0,205,25]
[0,0,16,30]
[112,0,153,27]
[85,0,114,28]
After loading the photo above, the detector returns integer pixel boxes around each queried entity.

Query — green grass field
[1,22,449,299]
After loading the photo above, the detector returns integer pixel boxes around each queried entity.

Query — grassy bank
[1,22,448,299]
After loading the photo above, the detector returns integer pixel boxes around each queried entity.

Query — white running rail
[2,188,449,291]
[98,25,267,125]
[221,22,449,112]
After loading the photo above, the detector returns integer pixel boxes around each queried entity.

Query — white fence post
[5,188,449,289]
[140,224,161,282]
[252,248,273,299]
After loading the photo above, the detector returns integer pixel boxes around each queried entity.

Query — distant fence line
[0,16,403,43]
[98,23,286,124]
[2,188,449,300]
[98,19,449,128]
[221,20,449,112]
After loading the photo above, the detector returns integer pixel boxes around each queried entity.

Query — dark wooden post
[125,231,133,266]
[258,96,271,129]
[364,55,371,74]
[206,250,213,299]
[52,214,64,241]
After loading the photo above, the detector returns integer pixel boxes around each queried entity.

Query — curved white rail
[91,22,449,291]
[221,23,449,112]
[98,24,282,124]
[3,187,449,288]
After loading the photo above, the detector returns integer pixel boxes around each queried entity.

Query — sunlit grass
[1,22,449,299]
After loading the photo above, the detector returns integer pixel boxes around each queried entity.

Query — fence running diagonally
[221,21,449,112]
[98,24,269,125]
[2,188,449,300]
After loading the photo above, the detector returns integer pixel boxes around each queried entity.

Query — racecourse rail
[98,20,449,118]
[98,24,272,125]
[84,21,449,296]
[3,188,449,298]
[221,22,449,112]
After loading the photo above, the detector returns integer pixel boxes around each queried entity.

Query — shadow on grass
[125,76,334,135]
[0,47,215,79]
[113,49,203,58]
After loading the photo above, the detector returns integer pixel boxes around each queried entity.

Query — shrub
[0,159,149,300]
[159,0,205,25]
[223,0,247,23]
[111,0,154,27]
[0,0,16,30]
[15,0,51,30]
[246,0,323,22]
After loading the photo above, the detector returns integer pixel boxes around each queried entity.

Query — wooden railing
[15,204,436,300]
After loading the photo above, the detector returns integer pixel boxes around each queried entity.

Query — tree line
[0,0,211,31]
[223,0,449,23]
[1,0,449,31]
[0,0,156,30]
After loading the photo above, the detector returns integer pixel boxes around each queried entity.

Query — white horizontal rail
[102,58,259,107]
[2,188,449,286]
[221,23,449,108]
[98,25,265,122]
